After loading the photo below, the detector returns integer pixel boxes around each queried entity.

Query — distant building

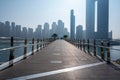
[27,28,33,39]
[76,25,83,40]
[51,22,58,37]
[109,31,112,39]
[34,25,42,39]
[16,25,21,37]
[70,9,75,40]
[21,27,27,38]
[43,23,50,39]
[58,20,64,38]
[82,30,86,39]
[0,22,4,37]
[11,22,16,37]
[4,21,10,37]
[63,28,69,37]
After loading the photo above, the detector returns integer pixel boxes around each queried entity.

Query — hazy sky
[0,0,120,39]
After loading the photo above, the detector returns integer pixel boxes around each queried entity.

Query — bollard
[24,39,27,59]
[87,39,90,53]
[9,37,14,66]
[101,40,104,60]
[32,38,34,55]
[94,39,96,56]
[37,39,39,52]
[107,41,111,63]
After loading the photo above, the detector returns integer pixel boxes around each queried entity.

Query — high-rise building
[70,9,75,40]
[16,25,21,37]
[11,22,16,37]
[0,22,4,37]
[76,25,83,40]
[27,28,33,39]
[86,0,95,39]
[34,25,42,39]
[109,31,112,40]
[63,28,69,37]
[21,27,27,38]
[43,23,50,39]
[97,0,109,39]
[5,21,10,37]
[51,22,57,37]
[86,0,109,39]
[58,20,64,38]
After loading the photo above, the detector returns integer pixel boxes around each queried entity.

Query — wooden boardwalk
[0,40,120,80]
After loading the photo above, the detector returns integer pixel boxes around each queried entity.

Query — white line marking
[50,61,62,63]
[52,53,60,55]
[8,62,106,80]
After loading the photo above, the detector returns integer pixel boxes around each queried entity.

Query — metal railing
[0,37,53,70]
[67,39,120,64]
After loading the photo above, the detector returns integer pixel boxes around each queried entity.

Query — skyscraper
[97,0,109,39]
[86,0,109,39]
[11,22,16,37]
[43,23,50,39]
[34,25,42,39]
[0,22,4,37]
[16,25,21,37]
[5,21,10,37]
[70,9,75,40]
[86,0,95,39]
[21,27,27,38]
[27,28,33,39]
[51,22,58,37]
[58,20,64,38]
[76,25,83,40]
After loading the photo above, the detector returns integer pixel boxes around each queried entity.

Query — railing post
[9,37,14,66]
[32,38,34,55]
[107,40,111,63]
[83,39,85,52]
[78,39,80,48]
[37,39,39,52]
[94,39,96,56]
[40,39,42,49]
[24,38,27,59]
[101,40,104,60]
[80,40,82,50]
[43,39,45,48]
[87,39,90,53]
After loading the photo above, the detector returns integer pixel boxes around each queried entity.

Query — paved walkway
[0,40,120,80]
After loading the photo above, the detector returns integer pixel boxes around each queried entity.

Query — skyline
[0,0,120,39]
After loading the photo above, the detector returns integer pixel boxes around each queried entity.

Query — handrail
[0,37,52,68]
[67,39,120,63]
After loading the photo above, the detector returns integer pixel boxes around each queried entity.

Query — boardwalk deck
[0,40,120,80]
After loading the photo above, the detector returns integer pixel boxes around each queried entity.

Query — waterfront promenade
[0,40,120,80]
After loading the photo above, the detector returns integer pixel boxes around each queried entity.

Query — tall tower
[43,23,50,39]
[58,20,64,38]
[5,21,10,37]
[70,9,75,40]
[86,0,95,39]
[97,0,109,39]
[76,25,83,40]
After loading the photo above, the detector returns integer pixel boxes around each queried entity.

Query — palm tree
[52,33,58,40]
